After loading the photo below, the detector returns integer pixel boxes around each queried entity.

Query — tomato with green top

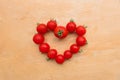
[47,20,57,31]
[54,26,68,39]
[66,20,76,33]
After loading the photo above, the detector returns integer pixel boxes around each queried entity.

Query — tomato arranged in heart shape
[33,19,87,64]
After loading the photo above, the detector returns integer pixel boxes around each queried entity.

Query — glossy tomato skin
[76,25,86,36]
[47,49,57,59]
[55,54,65,64]
[37,24,47,34]
[76,36,86,46]
[39,43,50,53]
[70,44,80,53]
[64,50,72,59]
[54,26,68,39]
[47,20,57,31]
[33,34,44,44]
[66,21,76,33]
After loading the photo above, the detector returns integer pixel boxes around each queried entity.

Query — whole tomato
[47,49,57,59]
[76,25,86,36]
[39,43,50,53]
[66,21,76,33]
[70,44,80,53]
[37,23,47,34]
[55,54,65,64]
[64,50,72,59]
[33,34,44,44]
[54,26,68,39]
[47,20,57,31]
[76,36,86,46]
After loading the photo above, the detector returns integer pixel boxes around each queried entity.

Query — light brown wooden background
[0,0,120,80]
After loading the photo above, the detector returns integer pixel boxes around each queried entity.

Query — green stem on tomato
[83,24,88,28]
[79,49,83,53]
[46,58,51,61]
[37,23,40,26]
[70,18,74,22]
[50,18,57,22]
[86,41,88,45]
[57,30,63,36]
[84,26,87,28]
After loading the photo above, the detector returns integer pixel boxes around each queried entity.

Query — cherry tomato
[33,34,44,44]
[66,21,76,33]
[70,44,80,53]
[37,24,47,34]
[39,43,50,53]
[47,49,57,59]
[47,20,57,31]
[64,50,72,59]
[55,54,65,64]
[76,25,86,36]
[54,26,68,39]
[76,36,86,46]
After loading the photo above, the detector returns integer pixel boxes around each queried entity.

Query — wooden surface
[0,0,120,80]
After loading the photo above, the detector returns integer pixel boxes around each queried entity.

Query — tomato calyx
[86,41,88,45]
[78,49,83,53]
[70,19,74,22]
[37,23,40,26]
[84,26,87,28]
[50,18,56,21]
[83,25,88,28]
[57,30,63,37]
[46,58,52,61]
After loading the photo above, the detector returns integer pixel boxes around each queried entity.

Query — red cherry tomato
[66,21,76,33]
[55,54,65,64]
[64,50,72,59]
[54,26,68,39]
[76,36,86,46]
[33,34,44,44]
[47,20,57,31]
[37,24,47,34]
[47,49,57,59]
[70,44,80,53]
[76,25,86,36]
[39,43,50,53]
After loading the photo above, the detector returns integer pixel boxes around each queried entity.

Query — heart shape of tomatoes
[33,19,87,64]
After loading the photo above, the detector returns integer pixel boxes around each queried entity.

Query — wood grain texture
[0,0,120,80]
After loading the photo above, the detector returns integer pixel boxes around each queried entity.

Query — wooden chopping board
[0,0,120,80]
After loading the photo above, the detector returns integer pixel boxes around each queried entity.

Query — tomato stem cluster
[57,30,63,36]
